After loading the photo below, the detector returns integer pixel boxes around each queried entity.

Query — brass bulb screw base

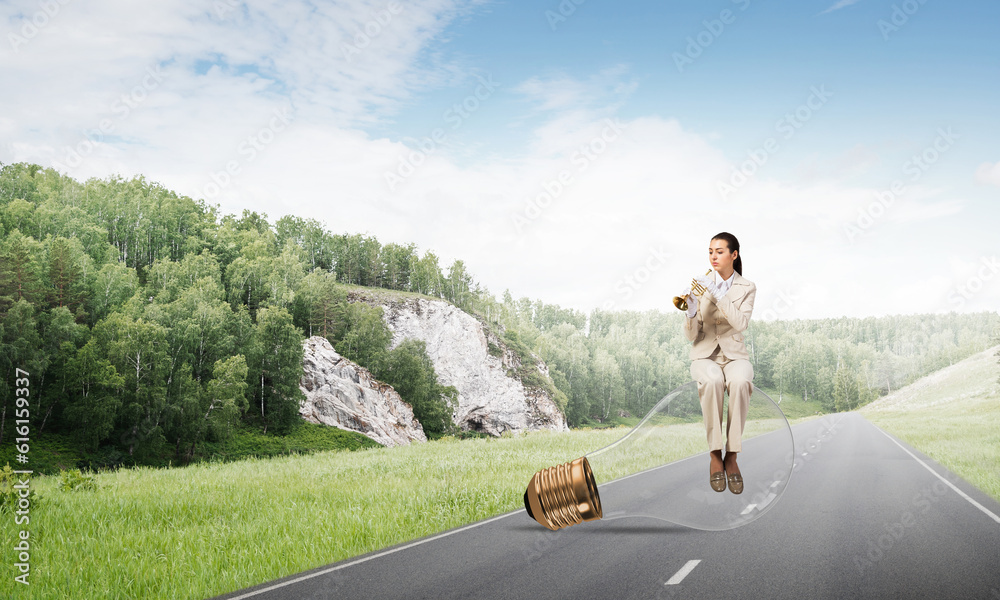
[523,456,602,531]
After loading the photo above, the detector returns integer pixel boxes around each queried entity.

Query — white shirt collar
[718,271,737,293]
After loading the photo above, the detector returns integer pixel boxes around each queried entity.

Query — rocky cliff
[299,336,427,447]
[347,290,569,436]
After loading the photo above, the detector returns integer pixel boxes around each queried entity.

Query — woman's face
[709,238,736,275]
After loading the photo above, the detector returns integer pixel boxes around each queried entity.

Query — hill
[861,344,1000,501]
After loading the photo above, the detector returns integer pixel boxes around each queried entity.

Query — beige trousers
[690,345,754,452]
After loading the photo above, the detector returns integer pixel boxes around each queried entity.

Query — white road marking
[222,511,518,599]
[223,419,832,598]
[871,424,1000,525]
[740,504,757,515]
[666,559,701,585]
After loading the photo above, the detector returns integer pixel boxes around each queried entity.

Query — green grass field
[3,349,992,600]
[1,424,717,600]
[860,345,1000,503]
[0,384,803,600]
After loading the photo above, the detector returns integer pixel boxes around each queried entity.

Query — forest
[1,162,997,470]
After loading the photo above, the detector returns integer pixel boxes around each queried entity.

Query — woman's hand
[694,275,725,302]
[685,292,699,318]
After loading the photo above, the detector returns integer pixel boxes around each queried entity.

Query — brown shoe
[710,471,726,492]
[727,472,743,494]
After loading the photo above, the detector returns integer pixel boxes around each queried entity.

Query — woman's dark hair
[712,232,742,275]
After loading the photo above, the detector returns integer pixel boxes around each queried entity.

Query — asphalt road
[212,413,1000,600]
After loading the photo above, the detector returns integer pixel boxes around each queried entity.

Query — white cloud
[1,0,994,320]
[0,0,476,177]
[515,65,637,114]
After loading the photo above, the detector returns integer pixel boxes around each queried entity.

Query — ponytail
[712,231,742,275]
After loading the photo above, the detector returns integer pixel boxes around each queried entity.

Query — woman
[680,232,756,494]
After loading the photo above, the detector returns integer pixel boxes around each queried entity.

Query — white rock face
[349,291,569,436]
[299,336,427,447]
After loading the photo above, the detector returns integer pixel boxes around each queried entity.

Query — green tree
[0,163,44,206]
[0,299,45,444]
[374,339,457,437]
[445,259,474,310]
[0,198,37,238]
[276,215,335,271]
[46,236,90,317]
[64,340,125,451]
[590,348,624,422]
[247,307,304,433]
[91,313,169,457]
[203,355,249,442]
[146,251,222,305]
[225,230,277,315]
[832,364,858,412]
[36,306,88,432]
[380,242,415,291]
[90,261,139,322]
[168,355,249,460]
[409,250,442,297]
[294,269,347,340]
[263,241,307,310]
[337,303,392,367]
[0,229,44,314]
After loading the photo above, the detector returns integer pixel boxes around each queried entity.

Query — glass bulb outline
[524,381,794,532]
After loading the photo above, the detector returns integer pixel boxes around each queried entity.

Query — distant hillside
[861,345,1000,501]
[863,344,1000,412]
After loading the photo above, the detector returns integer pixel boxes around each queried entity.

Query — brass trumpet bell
[672,269,713,311]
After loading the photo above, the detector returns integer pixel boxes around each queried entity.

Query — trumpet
[672,269,713,311]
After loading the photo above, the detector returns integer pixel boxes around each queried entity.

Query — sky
[2,0,999,321]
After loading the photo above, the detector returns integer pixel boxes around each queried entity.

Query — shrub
[0,463,38,512]
[59,468,98,492]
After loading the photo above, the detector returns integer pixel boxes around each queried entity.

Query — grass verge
[862,394,1000,503]
[860,345,1000,503]
[0,417,790,600]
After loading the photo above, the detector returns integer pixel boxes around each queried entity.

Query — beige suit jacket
[682,272,756,361]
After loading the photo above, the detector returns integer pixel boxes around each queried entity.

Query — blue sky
[2,0,999,319]
[387,0,998,179]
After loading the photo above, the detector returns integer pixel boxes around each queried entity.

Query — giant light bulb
[524,382,794,531]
